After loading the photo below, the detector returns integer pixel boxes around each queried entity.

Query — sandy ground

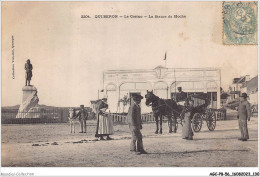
[1,110,258,167]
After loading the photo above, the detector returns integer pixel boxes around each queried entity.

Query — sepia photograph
[1,1,259,176]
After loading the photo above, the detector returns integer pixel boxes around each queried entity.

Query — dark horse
[145,90,182,134]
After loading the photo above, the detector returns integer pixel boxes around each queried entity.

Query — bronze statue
[25,59,33,86]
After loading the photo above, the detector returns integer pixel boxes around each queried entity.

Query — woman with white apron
[97,108,114,140]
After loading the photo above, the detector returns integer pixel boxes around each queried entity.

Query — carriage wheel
[206,111,216,131]
[192,113,203,132]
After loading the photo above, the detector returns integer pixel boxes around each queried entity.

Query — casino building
[102,66,221,113]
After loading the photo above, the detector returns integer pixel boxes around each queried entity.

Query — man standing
[237,93,251,141]
[175,87,187,105]
[25,59,33,86]
[76,105,88,133]
[127,93,147,155]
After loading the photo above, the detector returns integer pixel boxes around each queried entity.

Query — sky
[2,1,258,107]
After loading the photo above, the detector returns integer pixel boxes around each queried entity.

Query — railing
[106,112,154,124]
[109,109,226,124]
[1,108,67,124]
[2,107,227,124]
[3,117,62,124]
[109,113,127,123]
[213,108,227,120]
[141,112,155,122]
[251,104,258,117]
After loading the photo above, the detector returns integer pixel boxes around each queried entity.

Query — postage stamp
[223,1,258,45]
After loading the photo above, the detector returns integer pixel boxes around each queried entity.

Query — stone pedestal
[22,86,37,102]
[16,85,40,118]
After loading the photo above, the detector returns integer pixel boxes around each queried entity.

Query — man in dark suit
[76,105,88,133]
[127,93,147,155]
[237,93,251,141]
[176,87,187,102]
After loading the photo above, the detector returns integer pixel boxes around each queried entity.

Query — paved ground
[1,110,258,167]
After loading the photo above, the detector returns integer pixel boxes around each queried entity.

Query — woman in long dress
[97,108,114,140]
[182,99,194,140]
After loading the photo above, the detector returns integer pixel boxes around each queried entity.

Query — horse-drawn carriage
[145,91,217,134]
[180,94,216,132]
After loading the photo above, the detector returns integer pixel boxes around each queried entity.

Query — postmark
[223,1,258,45]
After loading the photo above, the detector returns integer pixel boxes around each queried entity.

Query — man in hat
[127,93,147,155]
[76,105,88,133]
[25,59,33,86]
[237,93,251,141]
[175,87,187,105]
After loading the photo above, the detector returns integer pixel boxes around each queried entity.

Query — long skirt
[238,119,249,140]
[182,112,194,139]
[97,114,114,135]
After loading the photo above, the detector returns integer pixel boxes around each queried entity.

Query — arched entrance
[153,81,168,99]
[118,82,153,113]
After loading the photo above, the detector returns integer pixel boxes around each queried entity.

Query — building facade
[102,66,221,113]
[228,75,250,103]
[246,76,258,106]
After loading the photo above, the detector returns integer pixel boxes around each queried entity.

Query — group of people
[71,99,114,140]
[72,88,251,156]
[127,89,252,155]
[175,87,252,142]
[127,91,194,155]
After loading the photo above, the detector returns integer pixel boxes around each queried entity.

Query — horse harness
[149,97,182,116]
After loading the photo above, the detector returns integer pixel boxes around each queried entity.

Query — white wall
[249,93,258,105]
[107,91,117,113]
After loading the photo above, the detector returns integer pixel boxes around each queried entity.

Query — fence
[214,108,227,120]
[109,109,226,124]
[2,108,227,124]
[108,112,155,124]
[251,104,258,117]
[1,108,68,124]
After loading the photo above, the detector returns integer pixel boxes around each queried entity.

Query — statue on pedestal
[16,59,39,118]
[25,59,33,86]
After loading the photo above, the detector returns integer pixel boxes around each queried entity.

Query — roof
[154,65,166,69]
[232,78,240,84]
[233,75,250,84]
[105,67,220,74]
[247,75,258,92]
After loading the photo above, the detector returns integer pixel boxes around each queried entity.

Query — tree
[119,94,130,113]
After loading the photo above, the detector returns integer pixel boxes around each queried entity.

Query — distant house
[227,75,258,107]
[246,76,258,106]
[227,75,250,103]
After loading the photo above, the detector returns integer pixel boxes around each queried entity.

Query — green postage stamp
[223,1,258,45]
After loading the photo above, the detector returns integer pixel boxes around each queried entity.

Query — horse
[68,108,80,133]
[145,90,182,134]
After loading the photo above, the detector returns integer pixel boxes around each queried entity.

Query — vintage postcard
[1,1,259,176]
